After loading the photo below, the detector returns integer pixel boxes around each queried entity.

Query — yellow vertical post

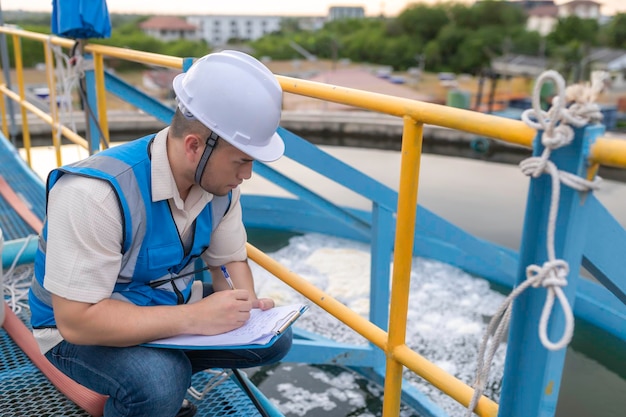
[383,116,424,417]
[12,34,31,166]
[43,40,62,166]
[0,90,7,138]
[0,61,7,139]
[92,52,110,149]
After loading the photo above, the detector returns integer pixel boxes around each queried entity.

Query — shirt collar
[151,127,213,210]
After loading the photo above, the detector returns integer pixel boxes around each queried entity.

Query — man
[28,50,292,417]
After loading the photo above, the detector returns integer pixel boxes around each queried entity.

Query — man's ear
[183,134,203,160]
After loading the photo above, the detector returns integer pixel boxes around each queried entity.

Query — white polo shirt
[35,127,248,353]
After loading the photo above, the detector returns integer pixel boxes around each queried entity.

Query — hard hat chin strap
[194,131,220,184]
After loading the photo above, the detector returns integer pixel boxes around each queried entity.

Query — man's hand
[190,289,256,335]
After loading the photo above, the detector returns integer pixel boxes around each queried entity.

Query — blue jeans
[46,330,292,417]
[44,284,293,417]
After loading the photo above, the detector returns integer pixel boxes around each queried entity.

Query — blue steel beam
[83,55,100,155]
[103,71,174,124]
[284,328,376,366]
[101,56,194,125]
[581,194,626,305]
[286,340,375,366]
[353,366,449,417]
[498,124,605,417]
[369,202,395,369]
[252,162,372,239]
[278,127,397,212]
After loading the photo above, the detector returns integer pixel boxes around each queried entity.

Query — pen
[220,265,236,290]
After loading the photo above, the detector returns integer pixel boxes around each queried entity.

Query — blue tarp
[51,0,111,39]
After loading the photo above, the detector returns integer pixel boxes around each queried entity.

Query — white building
[328,6,365,21]
[526,5,559,36]
[138,16,198,42]
[187,15,283,46]
[525,0,603,36]
[557,0,602,19]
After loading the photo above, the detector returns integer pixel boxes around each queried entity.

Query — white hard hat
[173,50,284,162]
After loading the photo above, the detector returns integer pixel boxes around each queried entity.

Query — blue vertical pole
[82,53,100,155]
[497,123,605,417]
[182,57,195,72]
[370,201,394,369]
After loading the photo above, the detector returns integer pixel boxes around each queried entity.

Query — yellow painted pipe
[0,89,7,138]
[0,27,76,48]
[383,117,424,417]
[0,26,183,70]
[85,43,183,69]
[247,241,498,413]
[393,344,499,416]
[246,243,390,349]
[277,75,537,148]
[12,34,32,167]
[278,76,626,170]
[0,86,88,149]
[589,137,626,169]
[43,40,62,167]
[93,53,110,149]
[1,25,622,170]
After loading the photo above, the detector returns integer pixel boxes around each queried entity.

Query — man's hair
[170,108,212,139]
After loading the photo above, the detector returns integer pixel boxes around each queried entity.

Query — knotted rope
[465,70,603,416]
[46,37,85,139]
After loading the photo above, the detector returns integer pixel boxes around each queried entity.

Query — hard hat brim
[238,130,285,163]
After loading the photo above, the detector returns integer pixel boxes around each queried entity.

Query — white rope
[48,37,85,136]
[2,235,37,314]
[465,70,603,416]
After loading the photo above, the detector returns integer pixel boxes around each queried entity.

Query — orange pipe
[2,303,107,416]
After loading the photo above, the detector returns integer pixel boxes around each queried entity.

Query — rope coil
[3,235,37,315]
[465,70,603,416]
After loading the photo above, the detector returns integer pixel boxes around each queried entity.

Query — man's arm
[52,289,259,347]
[45,176,258,347]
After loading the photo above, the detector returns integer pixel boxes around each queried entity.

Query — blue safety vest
[29,135,231,328]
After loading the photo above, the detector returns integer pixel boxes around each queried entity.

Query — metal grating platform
[0,134,46,241]
[0,310,266,417]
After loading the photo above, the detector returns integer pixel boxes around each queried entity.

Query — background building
[328,6,366,21]
[186,15,283,46]
[138,16,198,42]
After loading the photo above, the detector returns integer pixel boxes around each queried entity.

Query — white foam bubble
[251,233,507,415]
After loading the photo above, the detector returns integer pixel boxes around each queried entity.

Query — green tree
[469,0,527,29]
[432,24,470,72]
[599,13,626,48]
[162,39,210,59]
[547,16,599,46]
[4,24,48,67]
[509,28,543,56]
[455,26,506,73]
[396,4,450,42]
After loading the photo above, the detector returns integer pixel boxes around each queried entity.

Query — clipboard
[143,304,308,350]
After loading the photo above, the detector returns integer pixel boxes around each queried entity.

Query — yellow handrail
[384,116,424,415]
[0,26,623,166]
[276,75,537,148]
[245,243,500,415]
[0,85,88,149]
[43,38,62,166]
[0,26,624,417]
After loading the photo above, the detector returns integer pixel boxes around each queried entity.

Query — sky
[2,0,626,17]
